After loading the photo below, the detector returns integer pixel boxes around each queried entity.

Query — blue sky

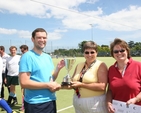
[0,0,141,53]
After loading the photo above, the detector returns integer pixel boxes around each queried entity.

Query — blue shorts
[24,100,57,113]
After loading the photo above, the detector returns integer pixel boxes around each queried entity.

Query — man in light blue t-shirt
[19,28,65,113]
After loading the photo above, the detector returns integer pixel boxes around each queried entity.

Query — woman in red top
[106,38,141,113]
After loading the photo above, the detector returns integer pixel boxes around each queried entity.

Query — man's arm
[52,60,65,81]
[19,72,61,92]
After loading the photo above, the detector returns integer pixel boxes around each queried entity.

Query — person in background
[0,46,10,99]
[19,45,28,111]
[65,41,108,113]
[6,46,21,107]
[106,38,141,113]
[20,45,29,54]
[0,57,16,113]
[19,28,65,113]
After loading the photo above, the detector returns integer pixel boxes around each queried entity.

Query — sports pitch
[2,57,140,113]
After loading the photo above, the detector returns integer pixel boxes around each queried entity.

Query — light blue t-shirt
[19,50,55,104]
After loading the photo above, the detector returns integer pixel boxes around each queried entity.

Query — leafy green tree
[53,40,141,57]
[78,41,87,52]
[128,41,135,48]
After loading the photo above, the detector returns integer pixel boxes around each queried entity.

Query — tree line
[53,41,141,57]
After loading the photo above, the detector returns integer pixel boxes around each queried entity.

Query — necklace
[75,60,96,98]
[121,65,127,76]
[79,60,96,82]
[116,63,127,76]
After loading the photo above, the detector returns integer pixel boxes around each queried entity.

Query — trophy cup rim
[64,58,75,71]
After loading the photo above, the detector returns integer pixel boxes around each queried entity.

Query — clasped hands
[48,81,82,92]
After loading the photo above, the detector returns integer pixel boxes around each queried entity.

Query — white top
[6,55,21,76]
[1,53,10,73]
[0,57,3,91]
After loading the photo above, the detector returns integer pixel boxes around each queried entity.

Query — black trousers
[24,100,57,113]
[1,73,10,98]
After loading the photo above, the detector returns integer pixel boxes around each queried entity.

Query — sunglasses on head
[113,49,125,54]
[84,51,95,54]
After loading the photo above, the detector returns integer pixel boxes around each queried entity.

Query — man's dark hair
[0,46,5,52]
[20,45,28,51]
[32,28,47,38]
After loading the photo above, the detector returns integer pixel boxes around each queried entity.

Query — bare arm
[52,59,65,80]
[19,72,61,92]
[71,62,108,91]
[106,85,115,113]
[127,92,141,104]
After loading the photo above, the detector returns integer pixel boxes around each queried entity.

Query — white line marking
[57,105,73,112]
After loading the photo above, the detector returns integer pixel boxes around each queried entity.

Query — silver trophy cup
[61,58,76,86]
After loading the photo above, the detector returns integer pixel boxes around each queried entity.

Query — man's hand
[57,60,65,70]
[48,81,61,92]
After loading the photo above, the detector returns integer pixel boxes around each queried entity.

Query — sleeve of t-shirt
[19,53,32,73]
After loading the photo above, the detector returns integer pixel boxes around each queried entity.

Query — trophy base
[61,82,71,86]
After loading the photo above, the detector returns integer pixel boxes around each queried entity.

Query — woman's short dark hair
[110,38,130,58]
[82,41,98,53]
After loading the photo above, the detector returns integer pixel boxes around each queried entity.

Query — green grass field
[1,57,140,113]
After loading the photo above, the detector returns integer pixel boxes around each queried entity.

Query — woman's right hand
[107,102,115,113]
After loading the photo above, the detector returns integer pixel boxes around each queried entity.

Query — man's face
[10,48,17,56]
[32,32,47,50]
[21,48,27,54]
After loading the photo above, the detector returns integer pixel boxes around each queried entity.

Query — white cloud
[0,28,17,34]
[18,30,31,38]
[0,0,86,18]
[0,27,63,40]
[0,28,31,38]
[48,32,62,40]
[0,0,141,32]
[98,5,141,31]
[0,0,51,18]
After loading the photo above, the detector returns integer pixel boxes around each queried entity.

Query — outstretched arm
[52,59,65,81]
